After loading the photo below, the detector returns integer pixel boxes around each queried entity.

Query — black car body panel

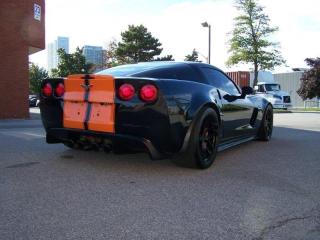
[40,62,270,159]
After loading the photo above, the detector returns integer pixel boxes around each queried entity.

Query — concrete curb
[0,109,42,129]
[0,119,42,129]
[273,111,292,114]
[291,111,320,114]
[274,110,320,114]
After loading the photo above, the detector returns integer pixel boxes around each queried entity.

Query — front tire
[257,104,273,141]
[174,108,219,169]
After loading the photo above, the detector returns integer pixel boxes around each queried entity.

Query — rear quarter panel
[114,78,173,154]
[158,79,221,152]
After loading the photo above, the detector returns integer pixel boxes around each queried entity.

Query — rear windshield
[133,65,199,82]
[97,64,152,76]
[97,63,200,82]
[96,63,177,77]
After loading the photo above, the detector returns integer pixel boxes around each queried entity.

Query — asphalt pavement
[0,112,319,240]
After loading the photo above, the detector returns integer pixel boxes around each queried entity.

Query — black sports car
[39,62,273,169]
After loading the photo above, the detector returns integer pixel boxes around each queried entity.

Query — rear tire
[173,108,219,169]
[257,104,273,141]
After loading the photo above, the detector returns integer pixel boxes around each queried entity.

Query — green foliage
[227,0,285,86]
[185,49,201,62]
[103,39,121,68]
[297,58,320,100]
[51,47,93,77]
[29,62,48,94]
[116,25,163,63]
[153,55,175,61]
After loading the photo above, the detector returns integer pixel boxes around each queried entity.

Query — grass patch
[273,109,292,113]
[291,108,320,112]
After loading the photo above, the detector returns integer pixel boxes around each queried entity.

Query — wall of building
[0,0,45,119]
[273,71,309,108]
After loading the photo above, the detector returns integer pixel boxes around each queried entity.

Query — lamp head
[201,22,209,27]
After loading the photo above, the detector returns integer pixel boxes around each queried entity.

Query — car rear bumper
[46,128,165,160]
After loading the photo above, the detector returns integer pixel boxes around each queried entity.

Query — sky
[29,0,320,73]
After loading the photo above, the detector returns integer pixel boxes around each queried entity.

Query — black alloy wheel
[173,107,219,169]
[198,116,217,166]
[258,105,273,141]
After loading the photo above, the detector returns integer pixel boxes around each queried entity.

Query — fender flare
[179,102,221,153]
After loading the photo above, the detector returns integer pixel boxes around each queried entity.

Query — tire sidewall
[259,104,273,141]
[190,108,219,169]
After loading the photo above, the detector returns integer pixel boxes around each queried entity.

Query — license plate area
[88,103,115,133]
[62,74,115,133]
[63,101,88,129]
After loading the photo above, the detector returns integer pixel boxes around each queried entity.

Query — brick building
[0,0,45,119]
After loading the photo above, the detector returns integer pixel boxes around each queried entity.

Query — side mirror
[241,86,254,96]
[253,86,258,91]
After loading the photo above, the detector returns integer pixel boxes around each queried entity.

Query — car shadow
[53,126,320,176]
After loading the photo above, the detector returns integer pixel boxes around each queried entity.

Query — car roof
[123,61,222,70]
[96,61,223,77]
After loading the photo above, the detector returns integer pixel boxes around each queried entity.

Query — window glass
[134,68,178,79]
[258,85,265,92]
[133,65,200,82]
[96,64,156,76]
[96,63,200,82]
[265,84,280,91]
[200,68,240,95]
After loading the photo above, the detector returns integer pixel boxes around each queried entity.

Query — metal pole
[208,25,211,64]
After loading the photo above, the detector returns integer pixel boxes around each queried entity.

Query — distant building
[47,36,69,72]
[274,70,320,108]
[83,45,104,71]
[274,71,303,107]
[0,0,45,119]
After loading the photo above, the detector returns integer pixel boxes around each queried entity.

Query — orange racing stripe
[87,75,115,133]
[63,74,115,133]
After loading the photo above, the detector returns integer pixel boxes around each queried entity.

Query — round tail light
[140,84,158,102]
[42,83,52,97]
[55,83,65,97]
[118,83,135,101]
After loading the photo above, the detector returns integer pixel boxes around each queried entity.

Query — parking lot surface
[0,113,319,240]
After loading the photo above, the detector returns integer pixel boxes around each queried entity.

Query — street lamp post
[201,22,211,64]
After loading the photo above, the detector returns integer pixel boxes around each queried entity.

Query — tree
[227,0,285,86]
[185,49,200,62]
[51,47,93,77]
[297,58,320,100]
[153,55,175,61]
[103,39,120,68]
[29,62,48,94]
[116,25,163,63]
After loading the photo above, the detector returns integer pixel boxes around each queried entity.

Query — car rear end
[39,74,173,159]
